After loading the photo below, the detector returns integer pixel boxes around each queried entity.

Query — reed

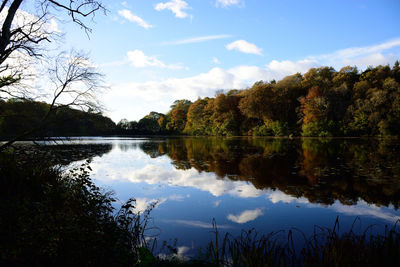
[205,217,400,267]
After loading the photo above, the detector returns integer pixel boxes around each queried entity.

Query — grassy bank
[1,151,399,266]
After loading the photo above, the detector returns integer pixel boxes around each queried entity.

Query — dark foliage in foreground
[0,152,153,266]
[1,151,399,266]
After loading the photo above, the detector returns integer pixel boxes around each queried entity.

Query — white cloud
[169,194,186,201]
[319,38,400,62]
[131,195,186,212]
[132,197,167,213]
[266,59,318,77]
[214,200,222,207]
[155,0,191,19]
[341,53,397,68]
[226,40,263,55]
[48,18,61,33]
[227,208,263,224]
[267,190,309,204]
[216,0,243,8]
[118,9,153,29]
[177,246,190,258]
[126,49,184,69]
[331,200,400,224]
[164,219,233,229]
[312,38,400,69]
[0,51,40,99]
[162,34,231,45]
[90,155,265,198]
[213,57,221,64]
[0,7,61,37]
[127,50,165,68]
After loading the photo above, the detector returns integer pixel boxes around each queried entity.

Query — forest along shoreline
[1,63,400,140]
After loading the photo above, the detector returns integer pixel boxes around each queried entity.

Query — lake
[36,137,400,257]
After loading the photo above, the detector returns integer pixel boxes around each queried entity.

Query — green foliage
[268,120,288,136]
[252,124,272,136]
[219,112,239,136]
[0,75,21,88]
[117,118,130,130]
[302,120,336,137]
[138,117,162,134]
[252,120,288,136]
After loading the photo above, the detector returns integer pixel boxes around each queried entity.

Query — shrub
[0,152,155,266]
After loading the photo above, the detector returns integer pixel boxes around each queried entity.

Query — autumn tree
[302,67,335,92]
[211,92,242,136]
[165,99,192,133]
[238,81,275,122]
[344,65,400,136]
[184,97,213,135]
[299,86,332,136]
[273,73,305,131]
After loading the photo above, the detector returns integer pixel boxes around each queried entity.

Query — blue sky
[45,0,400,121]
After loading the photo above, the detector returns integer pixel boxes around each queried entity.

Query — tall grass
[206,218,400,267]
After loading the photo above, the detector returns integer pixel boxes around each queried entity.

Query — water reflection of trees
[17,144,113,165]
[138,137,400,209]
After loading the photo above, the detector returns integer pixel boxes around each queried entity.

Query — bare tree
[0,1,107,149]
[47,50,104,111]
[0,0,106,94]
[0,50,105,150]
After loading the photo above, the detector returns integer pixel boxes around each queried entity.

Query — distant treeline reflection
[137,138,400,208]
[15,143,113,166]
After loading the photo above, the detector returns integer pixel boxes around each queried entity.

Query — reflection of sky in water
[67,138,400,256]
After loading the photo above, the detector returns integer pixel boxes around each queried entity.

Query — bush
[252,120,288,136]
[302,120,336,137]
[0,152,155,266]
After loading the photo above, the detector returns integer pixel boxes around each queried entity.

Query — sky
[25,0,400,122]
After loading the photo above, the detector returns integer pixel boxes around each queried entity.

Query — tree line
[0,99,116,138]
[2,63,399,139]
[118,63,400,137]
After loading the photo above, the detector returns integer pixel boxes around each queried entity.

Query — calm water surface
[43,137,400,256]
